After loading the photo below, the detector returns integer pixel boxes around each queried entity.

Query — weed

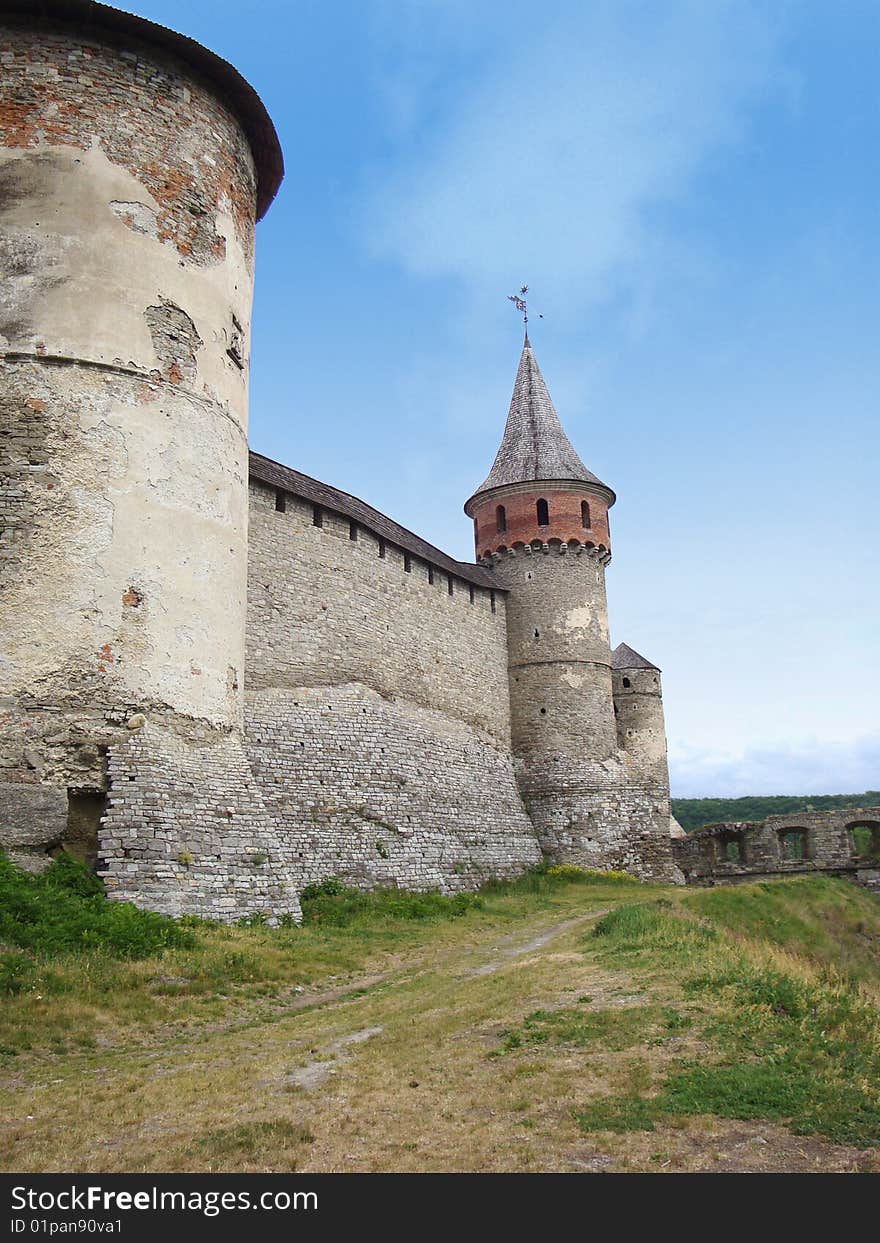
[497,1003,689,1056]
[575,1096,657,1133]
[0,853,194,957]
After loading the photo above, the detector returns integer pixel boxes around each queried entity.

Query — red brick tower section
[465,336,676,882]
[466,338,615,560]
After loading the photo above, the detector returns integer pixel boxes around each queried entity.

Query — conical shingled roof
[467,336,612,506]
[612,642,660,672]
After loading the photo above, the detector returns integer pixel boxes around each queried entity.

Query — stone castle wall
[673,808,880,893]
[243,479,541,893]
[486,543,676,882]
[0,6,680,918]
[246,480,512,744]
[245,685,540,893]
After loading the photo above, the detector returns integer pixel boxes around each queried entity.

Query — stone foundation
[245,683,541,893]
[100,722,302,922]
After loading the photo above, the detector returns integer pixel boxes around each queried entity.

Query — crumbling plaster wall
[1,25,256,741]
[0,18,300,918]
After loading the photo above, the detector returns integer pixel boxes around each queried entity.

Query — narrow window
[378,538,386,559]
[404,553,412,573]
[428,566,434,585]
[469,585,475,604]
[622,677,631,688]
[448,575,454,596]
[312,504,323,528]
[274,490,286,513]
[490,590,496,615]
[581,500,591,529]
[496,504,507,533]
[536,497,549,527]
[779,829,808,861]
[719,832,744,864]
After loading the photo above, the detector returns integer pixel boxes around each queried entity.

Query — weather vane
[507,285,542,337]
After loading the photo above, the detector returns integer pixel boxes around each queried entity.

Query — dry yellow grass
[3,878,878,1173]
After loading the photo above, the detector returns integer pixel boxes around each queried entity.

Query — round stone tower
[0,2,296,916]
[465,336,676,881]
[612,643,669,791]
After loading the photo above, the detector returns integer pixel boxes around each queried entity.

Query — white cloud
[364,0,784,318]
[670,732,880,799]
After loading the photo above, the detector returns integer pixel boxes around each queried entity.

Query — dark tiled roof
[5,0,284,218]
[466,338,613,509]
[249,452,502,591]
[612,642,660,671]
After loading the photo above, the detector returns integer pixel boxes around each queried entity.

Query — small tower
[612,644,669,792]
[465,338,676,881]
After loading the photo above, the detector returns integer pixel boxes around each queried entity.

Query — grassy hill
[2,853,880,1172]
[672,791,880,833]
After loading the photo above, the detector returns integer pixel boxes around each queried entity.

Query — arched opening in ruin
[779,828,809,861]
[848,821,880,858]
[536,498,549,527]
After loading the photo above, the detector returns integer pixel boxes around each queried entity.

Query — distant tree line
[671,792,880,834]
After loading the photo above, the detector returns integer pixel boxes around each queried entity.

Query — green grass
[578,884,880,1146]
[191,1119,315,1160]
[497,1004,689,1055]
[297,865,637,928]
[684,875,880,986]
[575,1095,658,1133]
[0,855,637,1061]
[0,853,193,976]
[299,880,482,927]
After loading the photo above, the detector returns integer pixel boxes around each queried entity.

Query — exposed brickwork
[102,722,302,922]
[471,486,611,561]
[0,20,257,261]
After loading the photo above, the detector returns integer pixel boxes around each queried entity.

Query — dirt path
[1,897,876,1173]
[465,910,607,977]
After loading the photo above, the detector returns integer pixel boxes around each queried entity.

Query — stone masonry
[2,3,693,921]
[672,809,880,894]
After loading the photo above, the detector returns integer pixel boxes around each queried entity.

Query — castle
[0,1,683,920]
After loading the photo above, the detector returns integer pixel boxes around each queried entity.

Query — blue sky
[129,0,877,798]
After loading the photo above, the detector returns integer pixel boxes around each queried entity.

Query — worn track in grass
[2,887,878,1173]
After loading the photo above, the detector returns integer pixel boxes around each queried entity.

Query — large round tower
[465,336,676,881]
[0,2,297,918]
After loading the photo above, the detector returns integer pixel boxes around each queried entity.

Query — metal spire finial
[507,285,542,345]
